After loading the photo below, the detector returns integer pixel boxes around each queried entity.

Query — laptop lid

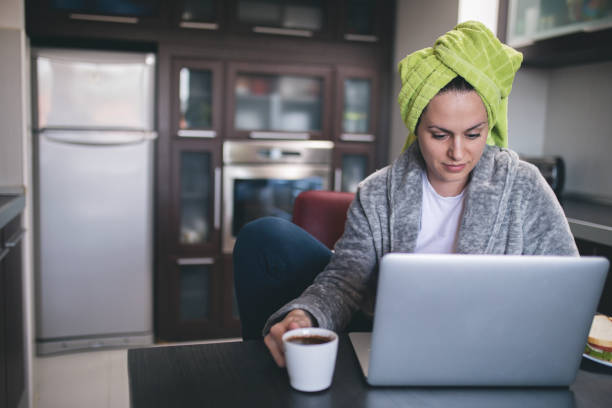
[351,254,608,386]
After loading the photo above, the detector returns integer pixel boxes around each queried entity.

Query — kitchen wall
[0,1,33,408]
[0,0,26,187]
[543,62,612,199]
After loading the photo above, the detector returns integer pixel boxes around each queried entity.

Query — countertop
[563,195,612,247]
[0,186,25,230]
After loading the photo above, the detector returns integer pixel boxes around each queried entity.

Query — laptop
[349,253,609,386]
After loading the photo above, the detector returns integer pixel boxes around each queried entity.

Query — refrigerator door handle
[38,129,158,146]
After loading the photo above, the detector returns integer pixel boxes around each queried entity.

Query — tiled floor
[34,339,241,408]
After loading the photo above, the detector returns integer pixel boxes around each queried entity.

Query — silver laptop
[349,253,609,386]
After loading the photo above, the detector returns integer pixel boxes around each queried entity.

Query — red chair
[292,190,355,250]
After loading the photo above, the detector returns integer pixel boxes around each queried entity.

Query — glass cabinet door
[160,256,222,340]
[173,59,223,138]
[228,63,332,139]
[335,67,378,143]
[333,144,375,193]
[507,0,612,46]
[234,0,327,37]
[176,0,221,30]
[171,140,221,253]
[342,0,379,42]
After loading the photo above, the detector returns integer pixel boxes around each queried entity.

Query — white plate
[583,353,612,368]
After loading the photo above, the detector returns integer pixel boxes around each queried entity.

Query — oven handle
[214,167,221,230]
[334,168,342,192]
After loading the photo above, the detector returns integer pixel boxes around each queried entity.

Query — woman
[233,21,578,367]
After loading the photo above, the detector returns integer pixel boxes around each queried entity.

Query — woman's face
[416,90,488,197]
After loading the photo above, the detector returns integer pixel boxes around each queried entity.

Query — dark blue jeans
[233,217,332,340]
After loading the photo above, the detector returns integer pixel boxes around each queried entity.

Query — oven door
[223,164,331,253]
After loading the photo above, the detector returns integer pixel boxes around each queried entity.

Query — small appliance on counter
[520,155,565,200]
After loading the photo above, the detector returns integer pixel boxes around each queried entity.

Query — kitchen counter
[563,195,612,247]
[0,186,25,230]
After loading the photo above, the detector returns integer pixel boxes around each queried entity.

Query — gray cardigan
[264,144,578,334]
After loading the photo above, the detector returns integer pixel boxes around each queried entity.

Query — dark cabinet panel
[169,139,222,256]
[0,215,24,408]
[334,66,379,143]
[226,62,332,140]
[229,0,332,39]
[333,142,376,193]
[174,0,224,31]
[171,59,224,139]
[338,0,381,43]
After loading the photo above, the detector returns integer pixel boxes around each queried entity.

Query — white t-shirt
[414,171,466,253]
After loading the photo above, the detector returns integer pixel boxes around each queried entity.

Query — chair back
[292,190,355,250]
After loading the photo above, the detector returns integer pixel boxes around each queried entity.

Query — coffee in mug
[282,327,339,392]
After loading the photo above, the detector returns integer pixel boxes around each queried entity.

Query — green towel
[398,21,523,150]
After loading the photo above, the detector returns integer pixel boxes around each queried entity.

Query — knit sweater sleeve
[520,163,578,256]
[262,179,382,334]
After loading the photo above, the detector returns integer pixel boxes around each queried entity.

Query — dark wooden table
[128,335,612,408]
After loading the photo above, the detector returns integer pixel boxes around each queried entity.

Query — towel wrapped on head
[398,21,523,150]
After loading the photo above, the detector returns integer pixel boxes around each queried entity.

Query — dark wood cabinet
[228,0,333,40]
[338,0,382,43]
[575,238,612,316]
[173,0,225,32]
[0,214,25,408]
[26,0,170,30]
[226,62,333,140]
[171,58,224,140]
[334,66,379,143]
[333,142,376,193]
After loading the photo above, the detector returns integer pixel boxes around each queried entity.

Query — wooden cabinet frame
[226,62,333,140]
[170,58,224,140]
[334,66,379,143]
[169,138,223,256]
[332,142,376,192]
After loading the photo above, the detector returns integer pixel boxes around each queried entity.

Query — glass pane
[232,177,324,235]
[179,68,213,130]
[342,154,367,193]
[237,0,323,30]
[234,73,323,132]
[343,78,371,133]
[51,0,159,16]
[179,264,211,321]
[346,0,375,35]
[180,152,211,244]
[180,0,216,22]
[508,0,612,45]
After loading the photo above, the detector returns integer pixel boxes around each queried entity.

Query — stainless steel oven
[222,140,333,253]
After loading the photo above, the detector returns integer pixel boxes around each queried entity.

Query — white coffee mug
[282,327,339,392]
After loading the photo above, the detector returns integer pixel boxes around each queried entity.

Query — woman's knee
[234,216,294,256]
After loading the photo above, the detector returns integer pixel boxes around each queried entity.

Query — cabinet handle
[344,34,378,42]
[334,168,342,192]
[249,131,310,140]
[340,133,375,142]
[69,13,138,24]
[5,228,25,248]
[214,167,221,230]
[177,129,217,138]
[253,26,313,37]
[177,258,215,266]
[179,21,219,30]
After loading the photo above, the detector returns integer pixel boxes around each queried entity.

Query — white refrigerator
[33,48,156,354]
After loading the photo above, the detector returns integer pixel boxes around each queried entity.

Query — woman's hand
[264,309,313,367]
